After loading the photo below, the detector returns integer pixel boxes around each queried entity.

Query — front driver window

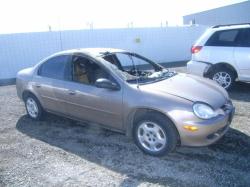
[72,56,109,85]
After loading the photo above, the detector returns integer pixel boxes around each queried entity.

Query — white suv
[187,23,250,90]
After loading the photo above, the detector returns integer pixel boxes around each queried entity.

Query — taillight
[191,46,202,54]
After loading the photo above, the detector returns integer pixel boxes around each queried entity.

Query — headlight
[193,103,217,119]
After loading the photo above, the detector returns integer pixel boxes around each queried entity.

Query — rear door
[204,29,239,65]
[234,28,250,81]
[33,55,72,114]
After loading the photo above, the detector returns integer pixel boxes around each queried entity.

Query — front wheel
[25,94,43,120]
[133,113,178,156]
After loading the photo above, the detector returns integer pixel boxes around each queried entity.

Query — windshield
[101,52,176,84]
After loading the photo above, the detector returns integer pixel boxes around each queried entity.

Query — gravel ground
[1,67,250,187]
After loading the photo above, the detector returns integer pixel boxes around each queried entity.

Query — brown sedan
[16,48,235,156]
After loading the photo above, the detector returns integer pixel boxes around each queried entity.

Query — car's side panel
[192,46,211,62]
[31,75,69,114]
[62,80,124,130]
[122,83,193,132]
[198,46,236,65]
[16,67,35,100]
[234,47,250,81]
[186,60,210,77]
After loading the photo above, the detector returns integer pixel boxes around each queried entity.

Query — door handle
[68,90,76,95]
[34,83,41,88]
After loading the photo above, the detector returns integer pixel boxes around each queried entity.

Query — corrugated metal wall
[183,1,250,26]
[0,26,207,80]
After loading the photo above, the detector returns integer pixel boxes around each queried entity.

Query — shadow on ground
[16,114,250,186]
[229,82,250,102]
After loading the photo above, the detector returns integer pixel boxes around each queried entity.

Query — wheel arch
[22,90,39,102]
[125,107,181,145]
[22,89,44,120]
[205,62,238,79]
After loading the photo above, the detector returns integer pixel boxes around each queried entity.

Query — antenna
[129,54,139,89]
[58,17,63,50]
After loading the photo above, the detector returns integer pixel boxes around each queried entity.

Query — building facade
[183,1,250,26]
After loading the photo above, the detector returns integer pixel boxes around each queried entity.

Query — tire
[24,94,43,120]
[209,67,236,90]
[133,112,178,157]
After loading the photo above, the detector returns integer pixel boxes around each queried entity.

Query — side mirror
[95,78,120,90]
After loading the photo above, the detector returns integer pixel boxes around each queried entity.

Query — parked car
[187,23,250,90]
[16,48,235,156]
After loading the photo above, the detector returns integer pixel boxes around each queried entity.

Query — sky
[0,0,247,34]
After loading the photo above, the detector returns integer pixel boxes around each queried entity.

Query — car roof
[211,24,250,31]
[54,48,127,57]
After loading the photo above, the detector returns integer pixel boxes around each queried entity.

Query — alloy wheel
[213,71,232,89]
[137,121,167,152]
[26,97,39,118]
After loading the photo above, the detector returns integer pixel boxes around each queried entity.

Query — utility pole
[127,22,133,28]
[48,25,52,32]
[86,22,94,29]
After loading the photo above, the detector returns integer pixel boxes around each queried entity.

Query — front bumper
[178,103,235,147]
[187,60,211,77]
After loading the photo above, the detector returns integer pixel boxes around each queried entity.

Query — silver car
[16,48,235,156]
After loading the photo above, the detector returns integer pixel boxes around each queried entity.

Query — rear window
[205,29,239,47]
[38,55,71,80]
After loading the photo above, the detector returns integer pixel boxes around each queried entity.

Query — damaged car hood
[141,73,229,109]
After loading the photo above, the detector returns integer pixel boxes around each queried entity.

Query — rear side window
[238,29,250,47]
[38,55,71,80]
[206,29,239,47]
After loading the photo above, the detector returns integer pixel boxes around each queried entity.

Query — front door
[63,55,124,130]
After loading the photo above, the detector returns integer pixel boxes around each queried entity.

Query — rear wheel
[133,113,178,156]
[209,68,236,90]
[24,94,43,120]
